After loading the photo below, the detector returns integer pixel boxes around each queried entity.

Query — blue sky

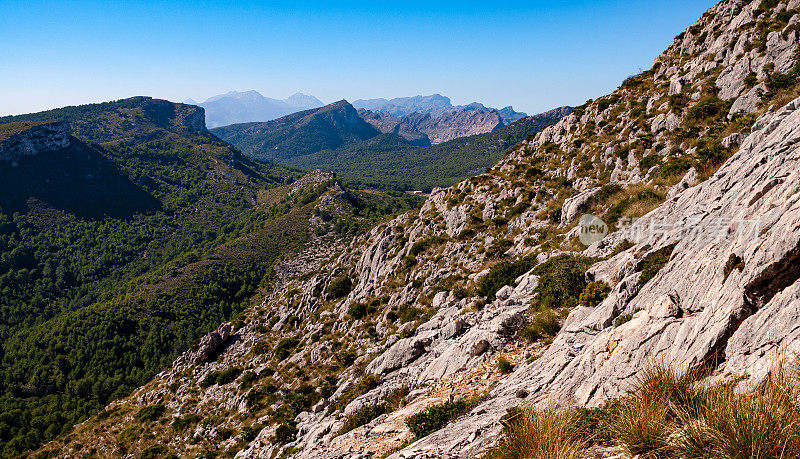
[0,0,717,116]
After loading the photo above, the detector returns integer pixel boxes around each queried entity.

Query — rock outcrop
[0,121,71,163]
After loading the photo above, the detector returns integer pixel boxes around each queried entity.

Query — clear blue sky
[0,0,717,117]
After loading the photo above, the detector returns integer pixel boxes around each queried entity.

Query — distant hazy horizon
[1,0,717,117]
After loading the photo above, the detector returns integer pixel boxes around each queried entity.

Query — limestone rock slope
[39,1,800,458]
[0,121,71,163]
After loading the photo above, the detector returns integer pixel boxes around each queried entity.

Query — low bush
[135,404,165,423]
[216,367,243,385]
[349,302,367,319]
[497,357,515,374]
[332,374,382,413]
[687,96,725,120]
[337,403,388,435]
[638,244,676,287]
[406,399,474,438]
[486,239,514,258]
[327,275,353,299]
[274,337,300,360]
[478,255,538,301]
[578,281,611,307]
[723,253,744,281]
[532,255,597,308]
[520,308,561,342]
[274,423,298,444]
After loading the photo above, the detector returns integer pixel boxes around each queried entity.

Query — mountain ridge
[193,90,325,128]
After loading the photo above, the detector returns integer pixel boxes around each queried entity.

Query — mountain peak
[195,90,324,127]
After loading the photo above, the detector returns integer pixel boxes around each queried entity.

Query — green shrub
[135,404,165,423]
[118,425,138,443]
[638,154,660,171]
[579,281,611,307]
[723,254,744,281]
[638,244,676,287]
[392,303,425,323]
[332,374,382,413]
[349,302,367,320]
[458,228,476,240]
[497,357,515,374]
[486,239,514,258]
[216,367,243,385]
[744,71,758,88]
[478,255,538,301]
[532,255,597,308]
[241,424,263,442]
[687,96,724,120]
[609,239,635,257]
[200,371,219,388]
[405,399,473,438]
[614,310,640,327]
[327,276,353,298]
[337,403,388,435]
[274,337,300,360]
[172,414,202,431]
[239,370,258,389]
[274,423,298,444]
[140,445,168,459]
[657,156,693,178]
[520,309,561,342]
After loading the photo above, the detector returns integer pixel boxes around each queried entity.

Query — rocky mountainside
[193,91,324,128]
[357,108,505,146]
[352,94,527,125]
[353,95,529,145]
[0,96,209,144]
[38,0,800,457]
[0,121,160,219]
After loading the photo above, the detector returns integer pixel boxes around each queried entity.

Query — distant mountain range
[189,90,324,128]
[352,94,527,124]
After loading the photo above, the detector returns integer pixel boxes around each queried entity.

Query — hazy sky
[1,0,717,117]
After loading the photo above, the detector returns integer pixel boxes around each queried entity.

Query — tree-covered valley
[0,99,419,456]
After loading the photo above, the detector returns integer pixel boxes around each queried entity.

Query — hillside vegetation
[283,112,570,191]
[30,1,800,458]
[0,99,419,457]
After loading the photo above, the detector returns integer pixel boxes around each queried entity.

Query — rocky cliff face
[40,1,800,458]
[0,121,70,164]
[360,106,571,147]
[358,107,504,145]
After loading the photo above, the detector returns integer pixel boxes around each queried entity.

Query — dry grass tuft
[492,362,800,459]
[489,406,587,459]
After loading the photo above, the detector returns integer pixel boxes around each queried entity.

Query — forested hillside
[283,109,571,191]
[0,98,419,457]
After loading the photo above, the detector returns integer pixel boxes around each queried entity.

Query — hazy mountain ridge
[193,90,325,128]
[352,94,527,125]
